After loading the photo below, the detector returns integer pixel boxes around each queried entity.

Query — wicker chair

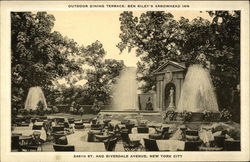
[144,138,159,151]
[53,144,75,151]
[121,132,140,151]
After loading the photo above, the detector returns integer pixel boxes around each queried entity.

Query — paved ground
[42,129,125,152]
[47,113,96,120]
[40,113,125,152]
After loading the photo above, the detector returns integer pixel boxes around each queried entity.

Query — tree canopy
[11,12,124,109]
[117,11,240,110]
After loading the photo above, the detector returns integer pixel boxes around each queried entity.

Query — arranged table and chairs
[11,115,240,152]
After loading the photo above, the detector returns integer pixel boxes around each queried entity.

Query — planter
[190,113,204,122]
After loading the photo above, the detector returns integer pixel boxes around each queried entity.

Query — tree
[207,11,240,117]
[11,12,81,109]
[117,11,240,113]
[82,41,125,104]
[117,11,185,92]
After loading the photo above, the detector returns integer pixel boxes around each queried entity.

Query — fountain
[25,86,48,110]
[100,66,161,123]
[177,64,219,112]
[111,67,139,110]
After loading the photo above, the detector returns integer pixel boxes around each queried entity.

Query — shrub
[219,109,232,121]
[203,110,213,121]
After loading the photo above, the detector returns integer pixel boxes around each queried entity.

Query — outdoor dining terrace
[11,112,240,152]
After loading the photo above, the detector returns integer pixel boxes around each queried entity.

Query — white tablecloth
[129,133,149,146]
[67,131,106,151]
[199,130,214,143]
[118,124,126,129]
[74,142,106,152]
[12,127,47,141]
[131,127,156,134]
[34,122,43,126]
[156,140,185,151]
[109,120,121,127]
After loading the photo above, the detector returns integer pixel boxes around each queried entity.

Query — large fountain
[25,86,48,110]
[100,66,161,122]
[111,67,139,110]
[177,64,219,113]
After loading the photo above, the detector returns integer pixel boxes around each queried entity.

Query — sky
[48,11,212,67]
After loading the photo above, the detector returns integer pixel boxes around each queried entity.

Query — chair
[91,119,97,125]
[162,127,169,134]
[57,136,68,145]
[184,141,203,151]
[121,132,140,151]
[55,118,65,123]
[32,125,43,130]
[161,127,170,139]
[37,119,44,122]
[75,122,84,129]
[185,130,199,141]
[137,127,149,133]
[82,118,91,123]
[20,135,40,152]
[95,134,110,142]
[53,144,75,151]
[149,134,162,140]
[214,135,225,148]
[19,122,30,127]
[32,131,43,151]
[105,138,117,151]
[224,140,240,151]
[64,122,70,128]
[53,133,66,144]
[52,126,64,132]
[121,120,130,125]
[199,146,223,151]
[90,124,102,130]
[185,130,199,136]
[22,145,39,152]
[144,138,159,151]
[11,135,20,150]
[103,119,111,127]
[39,116,47,120]
[125,124,135,134]
[12,133,22,136]
[87,131,95,142]
[68,118,75,124]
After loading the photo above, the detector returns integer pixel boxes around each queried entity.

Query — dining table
[67,131,106,151]
[131,127,156,134]
[12,126,47,141]
[129,133,149,146]
[156,140,185,151]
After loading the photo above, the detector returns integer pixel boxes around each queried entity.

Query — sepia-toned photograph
[10,10,242,153]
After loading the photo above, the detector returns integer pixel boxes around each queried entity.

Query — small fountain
[177,64,219,112]
[25,86,48,110]
[111,67,139,110]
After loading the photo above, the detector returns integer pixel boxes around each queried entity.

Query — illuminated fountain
[25,86,47,110]
[177,64,219,112]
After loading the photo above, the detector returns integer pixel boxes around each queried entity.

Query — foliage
[11,12,125,110]
[81,41,125,104]
[117,11,240,111]
[182,111,193,122]
[165,110,176,121]
[219,108,232,121]
[11,12,81,109]
[48,41,125,106]
[203,110,213,121]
